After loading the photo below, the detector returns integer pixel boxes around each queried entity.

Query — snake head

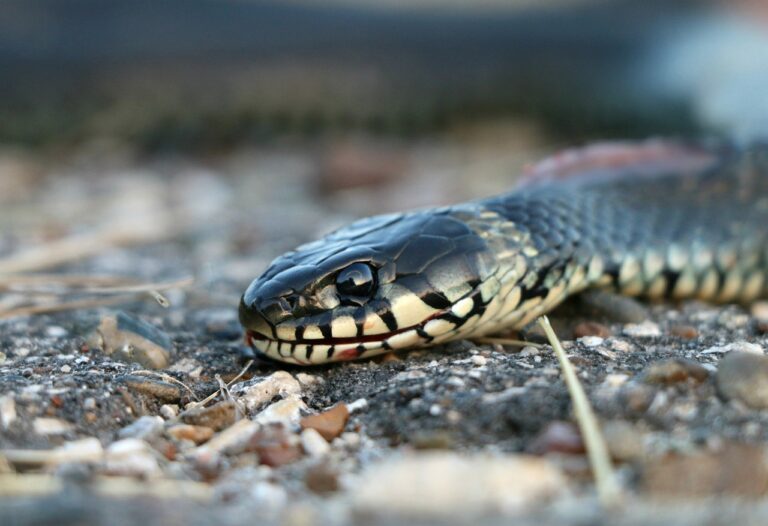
[239,207,513,364]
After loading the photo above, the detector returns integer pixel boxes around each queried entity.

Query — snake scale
[239,140,768,365]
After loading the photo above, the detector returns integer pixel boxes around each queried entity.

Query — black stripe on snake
[239,140,768,365]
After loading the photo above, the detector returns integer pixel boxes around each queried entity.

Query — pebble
[642,442,768,498]
[46,326,68,338]
[247,424,303,467]
[530,421,584,455]
[0,395,16,429]
[59,364,71,374]
[83,398,97,410]
[87,312,171,369]
[33,417,73,435]
[642,358,709,385]
[53,437,104,464]
[160,404,179,419]
[300,404,350,441]
[471,355,488,366]
[167,424,215,445]
[168,358,204,378]
[304,463,341,494]
[578,335,604,348]
[717,352,768,409]
[573,321,612,339]
[353,452,567,515]
[197,419,259,456]
[181,400,238,431]
[702,341,764,355]
[751,301,768,322]
[236,371,302,413]
[669,325,699,339]
[623,321,661,338]
[300,428,331,457]
[602,420,645,461]
[255,395,307,428]
[104,438,162,477]
[121,375,181,402]
[118,415,164,441]
[347,398,368,413]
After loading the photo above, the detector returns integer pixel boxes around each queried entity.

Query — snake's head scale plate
[239,207,519,365]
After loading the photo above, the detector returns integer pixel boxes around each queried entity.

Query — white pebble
[623,321,661,337]
[301,428,330,457]
[60,365,72,373]
[46,326,67,338]
[471,355,487,366]
[160,404,179,419]
[579,336,604,348]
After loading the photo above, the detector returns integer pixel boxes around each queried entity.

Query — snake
[239,140,768,365]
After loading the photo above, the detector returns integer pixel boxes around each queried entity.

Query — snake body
[240,141,768,365]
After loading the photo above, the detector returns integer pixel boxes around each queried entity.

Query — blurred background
[2,0,768,302]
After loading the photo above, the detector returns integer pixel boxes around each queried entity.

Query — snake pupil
[336,263,376,298]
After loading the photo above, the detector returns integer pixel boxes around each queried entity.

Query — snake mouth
[243,308,464,365]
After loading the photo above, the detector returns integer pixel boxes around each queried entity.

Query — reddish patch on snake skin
[517,140,721,188]
[336,348,360,361]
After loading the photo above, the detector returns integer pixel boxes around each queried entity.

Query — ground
[2,130,768,525]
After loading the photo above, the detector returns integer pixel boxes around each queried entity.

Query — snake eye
[336,263,376,298]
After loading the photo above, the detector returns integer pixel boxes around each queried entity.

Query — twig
[0,294,145,319]
[537,315,622,507]
[186,360,254,410]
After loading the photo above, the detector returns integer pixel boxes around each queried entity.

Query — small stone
[751,301,768,322]
[181,400,238,431]
[33,417,73,436]
[300,404,350,441]
[46,326,67,338]
[247,424,303,467]
[104,439,161,478]
[353,452,566,515]
[168,358,204,379]
[643,358,709,385]
[621,382,655,413]
[573,321,611,339]
[347,398,368,413]
[87,312,171,369]
[623,321,661,338]
[235,371,302,413]
[471,355,488,366]
[669,325,698,339]
[717,352,768,409]
[53,438,104,465]
[118,415,164,440]
[83,398,97,411]
[702,341,764,355]
[300,428,331,457]
[159,404,179,419]
[167,424,214,445]
[198,419,259,456]
[296,373,322,387]
[59,364,72,374]
[305,463,340,494]
[0,395,17,429]
[120,375,181,402]
[255,395,307,428]
[84,412,97,424]
[602,420,645,461]
[530,421,584,455]
[643,442,768,498]
[578,336,604,348]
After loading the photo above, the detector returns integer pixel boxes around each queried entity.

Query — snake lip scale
[240,139,768,365]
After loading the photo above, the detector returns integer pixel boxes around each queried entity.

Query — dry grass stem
[537,315,622,508]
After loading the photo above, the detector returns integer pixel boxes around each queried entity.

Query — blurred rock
[247,424,302,467]
[602,420,645,462]
[623,321,661,338]
[573,321,611,339]
[181,400,238,431]
[119,415,164,441]
[529,421,584,455]
[717,352,768,408]
[300,404,349,441]
[0,395,16,429]
[197,419,259,456]
[642,358,709,385]
[167,424,214,445]
[254,395,306,428]
[235,372,302,413]
[305,463,340,494]
[300,428,331,457]
[86,312,171,369]
[120,375,182,402]
[669,325,699,339]
[104,439,162,478]
[642,442,768,498]
[353,452,567,516]
[33,417,73,436]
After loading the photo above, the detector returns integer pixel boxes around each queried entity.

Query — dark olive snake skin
[239,140,768,365]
